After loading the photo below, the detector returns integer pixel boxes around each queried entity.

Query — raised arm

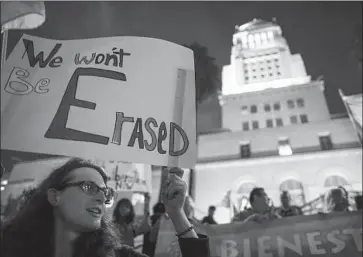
[161,167,210,257]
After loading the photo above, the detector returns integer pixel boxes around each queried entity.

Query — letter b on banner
[221,240,239,257]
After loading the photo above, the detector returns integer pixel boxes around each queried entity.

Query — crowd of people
[1,158,361,257]
[1,158,210,257]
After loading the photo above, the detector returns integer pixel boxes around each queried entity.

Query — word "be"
[4,67,50,95]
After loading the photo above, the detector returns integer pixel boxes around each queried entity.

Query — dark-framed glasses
[58,181,116,202]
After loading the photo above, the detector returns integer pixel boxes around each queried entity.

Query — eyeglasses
[58,181,116,202]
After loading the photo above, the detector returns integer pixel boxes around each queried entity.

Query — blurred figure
[183,195,198,224]
[113,196,151,247]
[201,206,217,225]
[142,202,166,257]
[232,187,280,223]
[355,195,363,210]
[325,187,350,212]
[276,191,303,217]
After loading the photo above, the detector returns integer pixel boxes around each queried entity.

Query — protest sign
[155,211,362,257]
[1,35,196,168]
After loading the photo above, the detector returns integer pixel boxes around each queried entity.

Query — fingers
[169,167,184,178]
[163,175,187,201]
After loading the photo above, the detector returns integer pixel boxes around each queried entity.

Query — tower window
[277,72,281,76]
[287,100,295,109]
[241,105,248,114]
[250,105,257,113]
[273,102,281,111]
[264,104,271,112]
[269,73,273,77]
[297,98,305,108]
[252,121,259,130]
[300,114,308,124]
[261,32,267,42]
[242,122,250,131]
[319,134,333,151]
[290,115,298,124]
[240,142,251,159]
[278,138,293,156]
[276,118,283,127]
[266,119,273,128]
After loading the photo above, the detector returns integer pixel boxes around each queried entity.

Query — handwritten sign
[155,211,362,257]
[1,35,196,168]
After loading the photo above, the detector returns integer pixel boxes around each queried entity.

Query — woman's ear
[47,188,60,207]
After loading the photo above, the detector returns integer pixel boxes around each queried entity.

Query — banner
[339,90,362,141]
[155,211,362,257]
[1,1,46,31]
[1,35,196,168]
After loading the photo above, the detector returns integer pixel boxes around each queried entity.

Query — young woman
[1,158,210,257]
[113,197,150,247]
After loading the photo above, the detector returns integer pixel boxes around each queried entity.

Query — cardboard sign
[1,35,196,168]
[155,211,362,257]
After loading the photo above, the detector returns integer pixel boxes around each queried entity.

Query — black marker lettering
[111,112,134,145]
[127,118,145,149]
[144,117,158,151]
[45,67,126,144]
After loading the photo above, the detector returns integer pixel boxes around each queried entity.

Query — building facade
[193,19,362,223]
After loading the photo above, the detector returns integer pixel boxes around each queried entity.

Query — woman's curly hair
[1,158,125,257]
[113,198,135,225]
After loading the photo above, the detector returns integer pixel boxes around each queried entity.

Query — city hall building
[145,19,363,223]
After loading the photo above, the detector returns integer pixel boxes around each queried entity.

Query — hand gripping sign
[1,35,196,168]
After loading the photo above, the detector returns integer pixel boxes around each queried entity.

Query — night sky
[5,1,363,115]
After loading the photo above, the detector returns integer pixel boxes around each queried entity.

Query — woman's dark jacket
[1,223,210,257]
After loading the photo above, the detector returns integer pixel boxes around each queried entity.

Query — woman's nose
[95,190,106,203]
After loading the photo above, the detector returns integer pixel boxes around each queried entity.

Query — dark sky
[5,1,363,115]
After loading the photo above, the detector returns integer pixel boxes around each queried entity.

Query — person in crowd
[325,186,350,212]
[276,191,303,217]
[201,206,218,225]
[355,195,363,210]
[1,158,210,257]
[183,195,196,223]
[142,202,166,257]
[113,196,151,248]
[232,187,280,223]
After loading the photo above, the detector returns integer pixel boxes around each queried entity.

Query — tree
[185,42,221,105]
[184,43,221,199]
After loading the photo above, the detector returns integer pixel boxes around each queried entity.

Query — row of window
[242,114,308,131]
[239,31,275,48]
[245,65,280,73]
[239,134,333,158]
[241,99,305,114]
[245,72,282,81]
[245,59,280,66]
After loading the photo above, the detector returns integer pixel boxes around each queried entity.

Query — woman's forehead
[68,167,106,186]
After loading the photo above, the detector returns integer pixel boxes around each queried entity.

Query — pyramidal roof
[236,18,278,32]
